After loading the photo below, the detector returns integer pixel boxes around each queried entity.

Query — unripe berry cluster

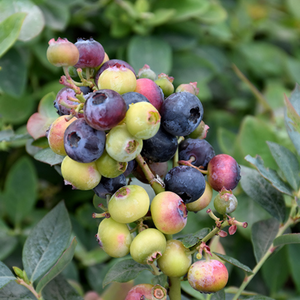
[28,36,243,298]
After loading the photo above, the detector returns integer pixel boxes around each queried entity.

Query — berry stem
[232,204,298,300]
[168,277,182,300]
[173,136,184,167]
[16,278,44,300]
[135,154,165,194]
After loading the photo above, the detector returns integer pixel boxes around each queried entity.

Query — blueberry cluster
[34,37,243,296]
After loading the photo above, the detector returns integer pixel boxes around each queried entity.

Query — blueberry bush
[1,1,300,300]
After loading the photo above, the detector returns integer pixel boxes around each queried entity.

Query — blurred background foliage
[1,0,300,299]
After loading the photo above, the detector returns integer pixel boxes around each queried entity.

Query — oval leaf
[273,233,300,247]
[245,154,293,196]
[213,253,253,275]
[267,141,300,191]
[178,228,210,248]
[0,261,16,289]
[0,12,26,57]
[102,258,151,288]
[284,84,300,156]
[127,36,172,75]
[36,237,77,293]
[0,280,35,299]
[240,166,286,222]
[34,148,65,166]
[22,201,72,283]
[251,218,279,263]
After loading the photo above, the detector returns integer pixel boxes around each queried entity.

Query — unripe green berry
[213,188,238,215]
[130,228,166,264]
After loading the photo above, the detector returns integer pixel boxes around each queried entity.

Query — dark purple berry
[64,118,106,163]
[160,92,203,136]
[179,138,215,170]
[123,159,137,177]
[141,127,178,162]
[164,165,206,203]
[122,92,150,110]
[74,38,105,68]
[93,174,127,198]
[84,89,127,131]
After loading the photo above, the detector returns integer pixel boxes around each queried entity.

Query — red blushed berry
[47,38,79,67]
[188,259,229,293]
[176,82,199,95]
[74,37,105,69]
[207,154,241,192]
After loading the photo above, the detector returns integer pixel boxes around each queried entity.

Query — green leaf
[22,201,72,283]
[213,253,253,275]
[151,273,167,287]
[0,0,45,42]
[36,237,77,293]
[34,148,65,166]
[245,155,293,196]
[238,116,278,170]
[102,258,151,288]
[39,1,69,31]
[197,2,227,24]
[287,244,300,293]
[181,280,206,300]
[41,274,83,300]
[0,12,26,58]
[4,156,38,226]
[261,246,289,294]
[240,166,286,222]
[0,48,27,97]
[273,233,300,247]
[267,141,300,191]
[251,218,279,263]
[0,230,18,261]
[153,0,210,23]
[210,290,226,300]
[177,228,210,248]
[284,88,300,156]
[143,9,176,27]
[127,36,172,75]
[0,261,16,289]
[239,296,275,300]
[0,280,35,299]
[0,93,35,125]
[217,127,237,156]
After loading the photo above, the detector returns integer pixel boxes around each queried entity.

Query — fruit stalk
[232,201,298,300]
[168,277,182,300]
[16,279,44,300]
[135,154,165,194]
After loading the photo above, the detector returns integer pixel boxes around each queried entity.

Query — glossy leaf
[102,258,151,288]
[261,246,289,295]
[0,48,27,97]
[238,116,278,170]
[127,36,172,75]
[0,261,16,289]
[240,166,286,222]
[153,0,210,23]
[34,148,65,166]
[0,0,45,42]
[178,228,210,248]
[0,280,35,299]
[245,155,293,196]
[41,274,83,300]
[36,237,77,293]
[273,233,300,247]
[284,84,300,156]
[267,141,300,191]
[213,253,253,275]
[251,218,279,263]
[3,156,38,226]
[0,12,26,58]
[287,244,300,293]
[22,201,72,283]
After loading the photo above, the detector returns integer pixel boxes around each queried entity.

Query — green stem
[168,277,182,300]
[135,154,165,194]
[16,279,43,300]
[173,136,184,168]
[232,216,295,300]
